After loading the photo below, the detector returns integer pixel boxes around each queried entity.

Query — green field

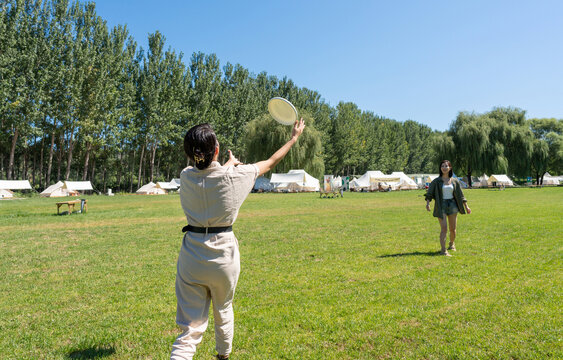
[1,188,561,359]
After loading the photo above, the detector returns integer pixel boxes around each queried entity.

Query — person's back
[180,162,258,228]
[171,120,305,360]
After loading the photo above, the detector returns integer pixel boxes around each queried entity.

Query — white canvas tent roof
[136,182,167,195]
[390,172,418,190]
[488,174,514,186]
[270,169,320,192]
[0,189,14,198]
[170,178,181,188]
[0,180,32,190]
[40,181,82,197]
[64,181,93,191]
[157,181,178,190]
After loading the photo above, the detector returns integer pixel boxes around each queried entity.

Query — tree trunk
[103,164,107,193]
[47,131,55,187]
[8,127,19,180]
[116,145,123,189]
[39,136,44,188]
[138,141,146,186]
[540,173,544,186]
[90,156,96,189]
[65,127,75,181]
[149,143,157,182]
[57,133,63,181]
[129,148,135,193]
[23,150,28,181]
[32,137,37,186]
[82,142,92,180]
[466,166,473,188]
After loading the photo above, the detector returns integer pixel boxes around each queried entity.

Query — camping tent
[0,189,14,198]
[542,172,560,185]
[478,174,489,187]
[391,172,418,190]
[136,182,167,195]
[350,171,417,191]
[41,181,75,197]
[65,181,93,191]
[488,174,514,187]
[270,169,320,192]
[170,178,181,189]
[0,180,32,190]
[254,176,273,192]
[40,180,92,197]
[349,171,385,191]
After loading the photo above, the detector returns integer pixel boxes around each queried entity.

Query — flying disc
[268,97,298,125]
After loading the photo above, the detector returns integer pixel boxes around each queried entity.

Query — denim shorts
[442,198,459,217]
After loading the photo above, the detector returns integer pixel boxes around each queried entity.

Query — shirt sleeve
[230,164,259,209]
[455,180,467,202]
[425,180,436,202]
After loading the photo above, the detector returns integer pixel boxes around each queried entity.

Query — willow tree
[529,118,563,184]
[244,111,324,179]
[434,112,494,187]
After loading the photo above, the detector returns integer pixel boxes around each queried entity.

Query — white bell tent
[136,182,167,195]
[270,170,320,192]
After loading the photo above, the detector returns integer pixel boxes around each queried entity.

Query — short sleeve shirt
[180,161,259,227]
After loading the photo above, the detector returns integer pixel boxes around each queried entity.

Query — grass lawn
[0,188,561,359]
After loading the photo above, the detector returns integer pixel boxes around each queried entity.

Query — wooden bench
[56,199,87,215]
[319,187,343,198]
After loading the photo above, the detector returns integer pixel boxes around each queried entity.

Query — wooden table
[56,199,87,215]
[319,187,343,198]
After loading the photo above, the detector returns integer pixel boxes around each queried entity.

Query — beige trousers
[170,232,240,360]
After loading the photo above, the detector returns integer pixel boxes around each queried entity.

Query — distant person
[171,119,305,360]
[425,160,471,256]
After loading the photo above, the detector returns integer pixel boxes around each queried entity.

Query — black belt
[182,225,233,233]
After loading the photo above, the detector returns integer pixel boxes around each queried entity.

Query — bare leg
[447,213,457,251]
[437,216,450,255]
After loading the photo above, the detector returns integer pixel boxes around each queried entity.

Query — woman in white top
[171,119,305,360]
[425,160,471,256]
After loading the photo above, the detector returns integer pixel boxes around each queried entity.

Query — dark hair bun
[184,124,218,170]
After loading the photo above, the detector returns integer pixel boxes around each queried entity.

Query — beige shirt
[180,161,259,227]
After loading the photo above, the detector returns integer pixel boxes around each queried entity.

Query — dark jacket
[425,177,467,218]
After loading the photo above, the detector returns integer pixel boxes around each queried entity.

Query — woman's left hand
[466,206,471,214]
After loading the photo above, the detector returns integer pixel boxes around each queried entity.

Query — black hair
[184,123,218,170]
[439,160,453,177]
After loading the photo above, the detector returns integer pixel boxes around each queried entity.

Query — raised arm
[255,118,305,176]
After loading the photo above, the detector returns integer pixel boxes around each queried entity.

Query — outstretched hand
[223,150,243,167]
[291,118,305,140]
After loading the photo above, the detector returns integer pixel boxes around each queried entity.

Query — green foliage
[244,110,324,179]
[529,118,563,183]
[3,0,560,193]
[434,108,539,186]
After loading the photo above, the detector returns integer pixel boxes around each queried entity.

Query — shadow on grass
[378,250,441,258]
[66,346,115,359]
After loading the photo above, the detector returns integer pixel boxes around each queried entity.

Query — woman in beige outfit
[171,119,305,360]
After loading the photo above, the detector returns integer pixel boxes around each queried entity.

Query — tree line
[434,108,562,186]
[1,0,561,193]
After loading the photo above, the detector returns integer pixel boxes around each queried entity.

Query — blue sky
[93,0,563,131]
